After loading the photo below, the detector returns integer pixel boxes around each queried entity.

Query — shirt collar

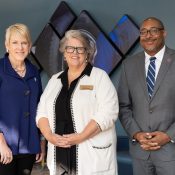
[145,45,165,63]
[3,53,37,80]
[57,63,93,79]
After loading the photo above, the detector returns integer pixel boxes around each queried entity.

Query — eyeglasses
[140,27,164,37]
[65,46,86,54]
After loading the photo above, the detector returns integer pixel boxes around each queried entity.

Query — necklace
[12,64,26,77]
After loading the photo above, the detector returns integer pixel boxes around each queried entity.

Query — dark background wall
[1,0,175,135]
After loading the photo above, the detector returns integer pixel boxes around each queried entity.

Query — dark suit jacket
[118,47,175,161]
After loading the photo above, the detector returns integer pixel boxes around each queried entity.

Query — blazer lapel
[136,52,150,101]
[151,48,175,99]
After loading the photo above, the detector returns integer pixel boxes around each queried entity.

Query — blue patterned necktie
[146,57,156,98]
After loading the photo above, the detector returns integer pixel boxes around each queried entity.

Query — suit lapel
[151,48,174,100]
[136,52,150,101]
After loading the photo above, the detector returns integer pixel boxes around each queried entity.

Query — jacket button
[25,90,30,96]
[149,108,153,113]
[24,112,30,117]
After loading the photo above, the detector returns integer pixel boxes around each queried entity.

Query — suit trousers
[0,154,36,175]
[132,156,175,175]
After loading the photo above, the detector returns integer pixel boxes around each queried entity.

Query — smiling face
[5,32,31,64]
[64,37,88,70]
[140,19,166,56]
[5,24,32,65]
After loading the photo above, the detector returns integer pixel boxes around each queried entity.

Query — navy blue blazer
[0,54,42,155]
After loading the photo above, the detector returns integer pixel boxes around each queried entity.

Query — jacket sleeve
[91,70,119,131]
[0,77,3,133]
[35,70,43,102]
[36,74,57,125]
[166,122,175,141]
[0,77,2,87]
[118,62,141,139]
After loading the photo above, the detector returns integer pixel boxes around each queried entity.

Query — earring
[85,57,88,63]
[6,49,8,53]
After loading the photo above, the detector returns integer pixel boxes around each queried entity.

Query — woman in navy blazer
[0,23,45,175]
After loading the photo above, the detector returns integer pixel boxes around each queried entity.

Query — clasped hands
[47,133,83,148]
[134,131,171,151]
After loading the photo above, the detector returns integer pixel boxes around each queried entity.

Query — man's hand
[148,131,171,146]
[134,132,161,151]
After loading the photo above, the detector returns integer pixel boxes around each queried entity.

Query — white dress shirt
[145,45,165,80]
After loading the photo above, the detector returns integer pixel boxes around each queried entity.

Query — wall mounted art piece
[31,24,63,77]
[109,14,140,55]
[28,53,42,71]
[71,10,123,74]
[49,1,76,38]
[32,1,140,77]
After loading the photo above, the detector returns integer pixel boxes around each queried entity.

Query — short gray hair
[59,29,97,62]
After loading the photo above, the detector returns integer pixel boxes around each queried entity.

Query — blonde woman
[0,23,45,175]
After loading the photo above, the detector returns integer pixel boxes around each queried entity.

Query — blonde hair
[5,23,32,46]
[59,29,97,62]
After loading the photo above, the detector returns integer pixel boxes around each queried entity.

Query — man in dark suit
[118,17,175,175]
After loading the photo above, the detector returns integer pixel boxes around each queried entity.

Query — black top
[55,63,92,174]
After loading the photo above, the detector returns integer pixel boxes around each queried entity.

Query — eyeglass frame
[65,46,87,54]
[140,27,164,37]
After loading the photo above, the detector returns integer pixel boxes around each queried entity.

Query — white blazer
[36,67,119,175]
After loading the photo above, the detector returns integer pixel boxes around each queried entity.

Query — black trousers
[0,154,36,175]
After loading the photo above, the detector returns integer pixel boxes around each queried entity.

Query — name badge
[80,85,93,90]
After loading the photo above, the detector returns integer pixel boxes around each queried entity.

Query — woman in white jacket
[36,29,119,175]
